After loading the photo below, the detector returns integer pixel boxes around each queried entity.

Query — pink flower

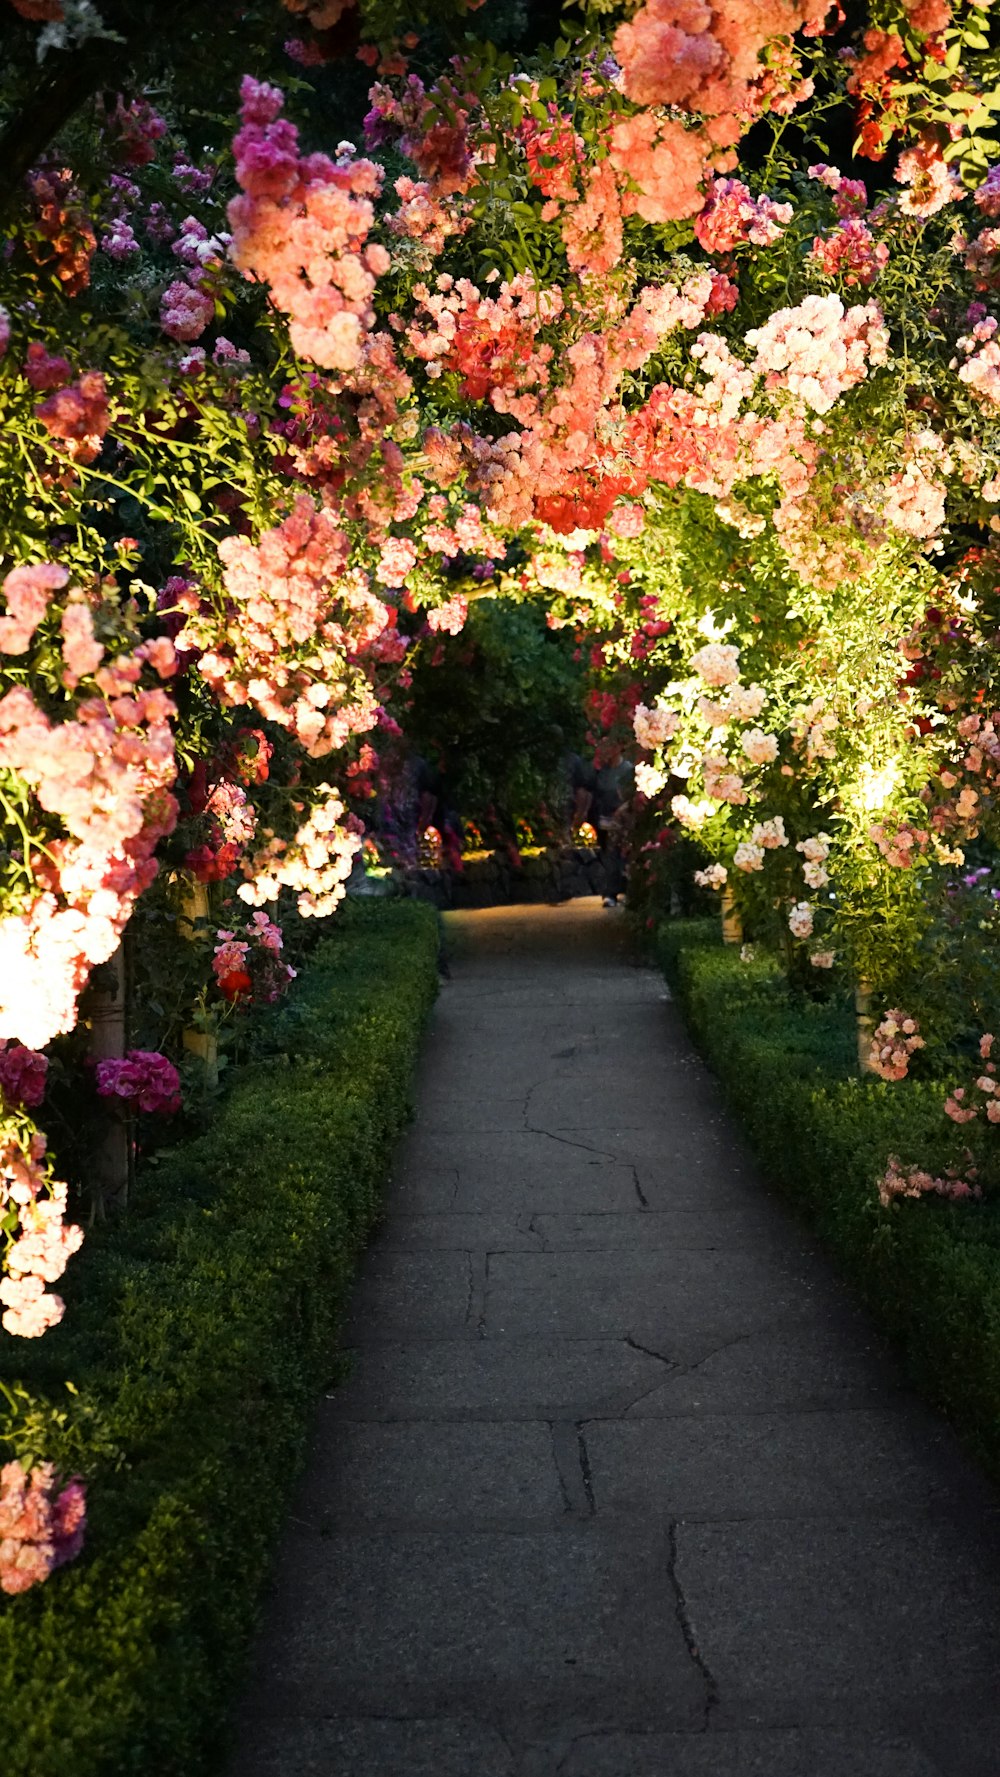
[895,149,959,219]
[0,1461,86,1596]
[95,1050,182,1115]
[426,595,468,635]
[0,562,68,654]
[0,1041,48,1109]
[160,280,214,343]
[375,536,418,586]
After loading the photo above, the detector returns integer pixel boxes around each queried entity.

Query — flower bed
[658,919,1000,1483]
[0,899,439,1777]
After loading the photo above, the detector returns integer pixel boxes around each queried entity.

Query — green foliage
[0,900,439,1777]
[406,594,587,831]
[659,919,1000,1481]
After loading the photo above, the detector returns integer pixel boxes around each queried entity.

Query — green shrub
[0,899,440,1777]
[659,919,1000,1479]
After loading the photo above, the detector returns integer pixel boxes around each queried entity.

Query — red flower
[218,969,252,1001]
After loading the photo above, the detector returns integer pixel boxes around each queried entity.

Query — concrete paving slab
[373,1212,543,1251]
[549,1727,942,1776]
[525,1208,797,1250]
[344,1251,475,1340]
[322,1336,670,1422]
[227,1714,518,1777]
[241,1527,707,1729]
[294,1420,567,1527]
[482,1246,833,1359]
[624,1315,901,1416]
[584,1408,995,1519]
[674,1514,1000,1719]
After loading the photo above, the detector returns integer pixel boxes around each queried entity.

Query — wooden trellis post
[178,877,219,1089]
[84,940,132,1212]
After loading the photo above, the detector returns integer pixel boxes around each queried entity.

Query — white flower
[742,728,779,765]
[733,841,765,872]
[635,762,668,797]
[789,901,814,938]
[802,860,829,888]
[671,795,716,830]
[809,949,835,969]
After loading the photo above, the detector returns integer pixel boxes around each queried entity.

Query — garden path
[227,901,1000,1777]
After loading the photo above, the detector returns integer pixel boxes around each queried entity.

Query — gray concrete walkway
[228,902,1000,1777]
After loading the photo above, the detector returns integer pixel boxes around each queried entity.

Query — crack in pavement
[524,1123,623,1164]
[576,1425,596,1515]
[668,1520,719,1730]
[632,1166,649,1210]
[624,1333,678,1367]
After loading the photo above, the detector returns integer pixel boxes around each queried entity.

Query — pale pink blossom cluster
[0,1460,86,1595]
[745,294,889,414]
[703,751,747,803]
[881,429,952,540]
[60,600,105,689]
[723,682,767,721]
[797,831,831,887]
[869,1009,925,1081]
[387,174,469,262]
[0,648,179,1049]
[0,1126,82,1338]
[694,862,728,889]
[694,177,792,254]
[426,595,469,635]
[869,820,928,869]
[895,149,960,219]
[195,496,386,758]
[790,696,839,761]
[612,0,822,126]
[955,315,1000,407]
[228,76,388,371]
[375,535,419,586]
[0,562,68,654]
[634,702,679,749]
[944,1033,1000,1125]
[204,778,257,848]
[788,900,814,938]
[95,1050,181,1116]
[809,948,835,968]
[690,640,741,687]
[741,727,778,764]
[752,815,788,848]
[733,840,764,871]
[877,1156,981,1207]
[238,786,363,917]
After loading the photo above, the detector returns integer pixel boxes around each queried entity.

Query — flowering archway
[3,0,1000,1605]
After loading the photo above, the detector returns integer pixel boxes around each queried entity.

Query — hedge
[0,898,440,1777]
[659,919,1000,1482]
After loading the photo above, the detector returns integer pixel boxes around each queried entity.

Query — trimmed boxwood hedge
[0,898,439,1777]
[659,919,1000,1482]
